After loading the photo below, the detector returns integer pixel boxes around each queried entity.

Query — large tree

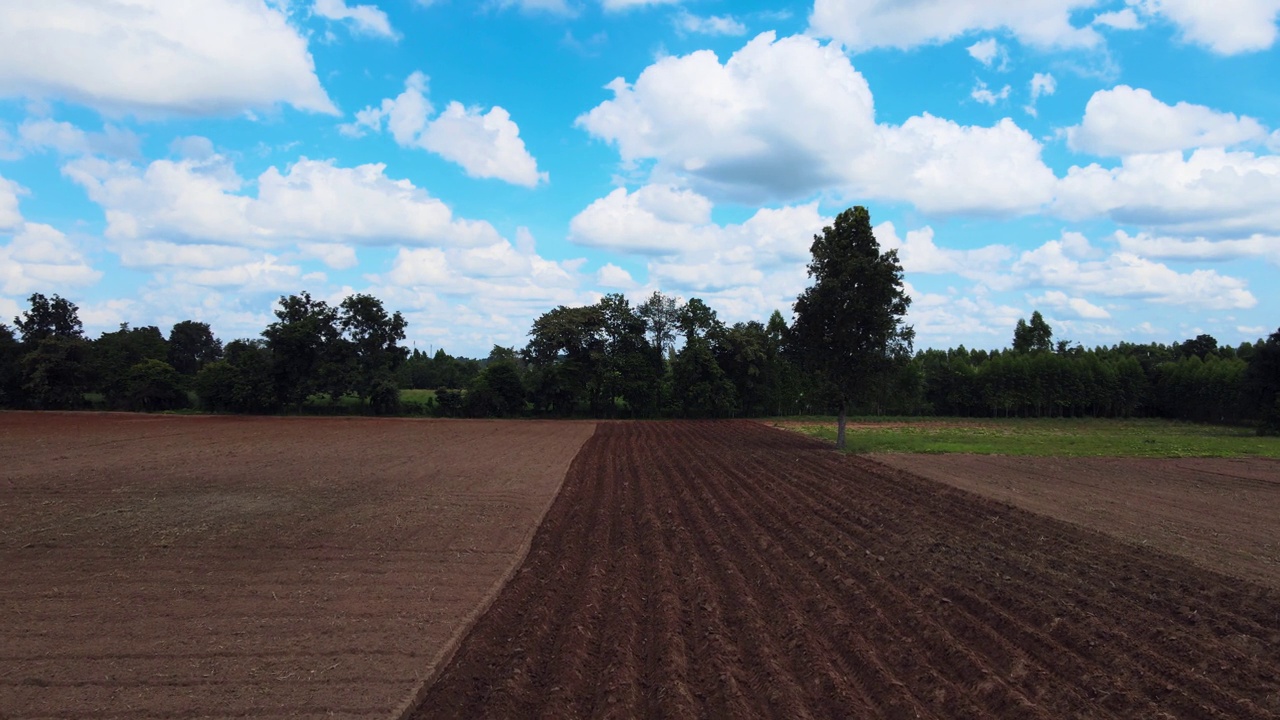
[168,320,223,375]
[1012,311,1053,354]
[790,206,913,449]
[338,293,408,412]
[14,293,83,345]
[262,292,340,410]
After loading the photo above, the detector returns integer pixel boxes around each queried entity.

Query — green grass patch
[774,417,1280,458]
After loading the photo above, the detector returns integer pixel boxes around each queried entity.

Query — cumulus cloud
[602,0,681,10]
[577,32,1055,214]
[1024,72,1056,116]
[1055,148,1280,235]
[1093,8,1142,30]
[0,222,101,295]
[0,0,335,117]
[0,174,23,231]
[674,11,747,36]
[596,263,639,289]
[313,0,397,39]
[62,151,505,249]
[971,81,1011,105]
[1111,230,1280,264]
[809,0,1103,51]
[1142,0,1280,54]
[1004,232,1256,309]
[874,222,1013,278]
[568,184,830,321]
[1068,86,1269,155]
[15,118,141,159]
[967,38,1003,66]
[345,72,547,187]
[1029,290,1112,319]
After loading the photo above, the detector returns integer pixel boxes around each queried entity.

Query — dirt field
[0,412,594,719]
[874,454,1280,589]
[412,420,1280,719]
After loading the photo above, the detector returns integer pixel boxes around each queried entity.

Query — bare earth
[411,421,1280,718]
[0,412,594,720]
[874,454,1280,589]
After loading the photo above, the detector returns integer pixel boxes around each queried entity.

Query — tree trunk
[836,402,847,450]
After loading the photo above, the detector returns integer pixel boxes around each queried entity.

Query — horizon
[2,1,1278,357]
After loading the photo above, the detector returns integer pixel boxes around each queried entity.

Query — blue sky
[1,0,1278,357]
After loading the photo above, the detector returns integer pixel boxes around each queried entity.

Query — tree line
[2,207,1277,436]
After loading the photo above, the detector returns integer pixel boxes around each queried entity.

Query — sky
[1,0,1278,358]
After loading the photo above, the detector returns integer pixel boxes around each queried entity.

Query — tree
[790,206,913,449]
[122,359,188,412]
[524,304,606,415]
[168,321,223,375]
[338,294,408,411]
[21,336,91,409]
[1246,328,1280,435]
[262,292,340,410]
[194,340,278,414]
[637,290,679,358]
[92,324,169,407]
[1012,311,1053,353]
[0,324,22,406]
[14,293,83,345]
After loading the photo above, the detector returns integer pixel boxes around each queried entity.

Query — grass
[772,417,1280,458]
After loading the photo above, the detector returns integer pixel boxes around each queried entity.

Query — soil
[0,411,594,719]
[411,420,1280,719]
[873,453,1280,589]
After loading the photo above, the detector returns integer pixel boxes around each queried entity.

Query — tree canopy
[790,206,914,448]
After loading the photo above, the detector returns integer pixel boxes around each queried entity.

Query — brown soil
[411,420,1280,719]
[874,453,1280,589]
[0,411,594,719]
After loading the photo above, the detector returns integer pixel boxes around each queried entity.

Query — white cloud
[346,73,547,186]
[0,222,101,296]
[602,0,681,10]
[569,184,829,320]
[313,0,397,39]
[1141,0,1280,54]
[577,32,1056,214]
[1055,148,1280,235]
[113,240,261,270]
[1093,8,1142,29]
[16,119,140,158]
[809,0,1103,51]
[1006,232,1256,309]
[1024,72,1057,116]
[0,175,24,231]
[675,11,747,36]
[874,222,1013,277]
[967,38,1001,66]
[971,81,1011,105]
[570,185,716,255]
[299,242,359,270]
[0,0,336,117]
[1067,86,1269,155]
[63,151,504,249]
[488,0,574,15]
[596,263,639,289]
[905,285,1026,346]
[1112,230,1280,264]
[1029,290,1112,319]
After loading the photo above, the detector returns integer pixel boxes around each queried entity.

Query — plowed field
[412,421,1280,719]
[0,412,594,719]
[875,454,1280,589]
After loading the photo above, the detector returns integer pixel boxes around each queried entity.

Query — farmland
[4,413,1280,719]
[0,412,594,719]
[412,420,1280,719]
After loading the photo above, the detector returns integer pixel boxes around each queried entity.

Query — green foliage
[194,340,278,414]
[262,292,341,409]
[0,323,21,406]
[465,359,526,417]
[790,206,913,446]
[338,293,408,406]
[21,336,91,409]
[122,359,188,412]
[93,324,169,407]
[785,417,1280,458]
[1012,311,1053,354]
[14,293,83,344]
[672,337,738,417]
[1246,329,1280,435]
[168,320,222,375]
